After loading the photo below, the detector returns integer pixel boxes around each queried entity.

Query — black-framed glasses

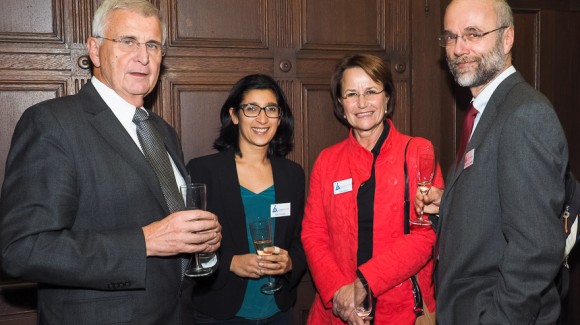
[341,89,385,104]
[239,104,282,118]
[438,26,508,48]
[95,36,166,56]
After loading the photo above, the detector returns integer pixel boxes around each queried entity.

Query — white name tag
[464,149,475,169]
[333,178,353,195]
[271,203,291,217]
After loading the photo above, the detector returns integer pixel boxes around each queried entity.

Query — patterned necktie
[133,108,184,213]
[456,103,478,166]
[133,109,189,274]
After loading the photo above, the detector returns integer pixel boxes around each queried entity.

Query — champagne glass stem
[193,253,202,269]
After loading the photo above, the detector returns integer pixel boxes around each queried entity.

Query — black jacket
[186,149,307,319]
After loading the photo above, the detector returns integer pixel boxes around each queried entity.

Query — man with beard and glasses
[414,0,569,324]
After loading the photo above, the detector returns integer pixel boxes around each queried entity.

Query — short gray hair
[92,0,167,45]
[494,0,513,35]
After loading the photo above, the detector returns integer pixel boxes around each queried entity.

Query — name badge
[464,149,475,169]
[333,178,353,195]
[271,203,291,217]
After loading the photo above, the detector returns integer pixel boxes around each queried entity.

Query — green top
[235,185,279,319]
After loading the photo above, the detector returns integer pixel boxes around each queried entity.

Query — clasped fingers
[230,254,261,278]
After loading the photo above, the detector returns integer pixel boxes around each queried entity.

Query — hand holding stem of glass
[354,283,373,320]
[249,218,282,294]
[412,146,436,226]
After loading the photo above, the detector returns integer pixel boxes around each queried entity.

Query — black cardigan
[185,149,307,319]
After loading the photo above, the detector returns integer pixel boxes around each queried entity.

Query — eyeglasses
[239,104,282,118]
[95,36,166,56]
[438,26,508,48]
[341,89,385,104]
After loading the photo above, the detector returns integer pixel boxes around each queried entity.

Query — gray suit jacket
[436,72,569,324]
[0,81,193,325]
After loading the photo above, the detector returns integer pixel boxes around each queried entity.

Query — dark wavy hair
[213,74,294,157]
[330,54,396,126]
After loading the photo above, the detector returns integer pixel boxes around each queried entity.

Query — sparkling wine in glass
[354,284,373,320]
[249,218,282,294]
[180,183,217,277]
[412,146,436,226]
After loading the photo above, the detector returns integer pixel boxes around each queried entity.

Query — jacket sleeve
[482,101,567,324]
[301,153,352,308]
[0,105,147,290]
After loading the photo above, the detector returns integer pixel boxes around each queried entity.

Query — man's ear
[503,26,514,55]
[87,37,101,68]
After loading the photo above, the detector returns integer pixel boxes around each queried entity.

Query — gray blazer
[436,72,569,324]
[0,81,193,325]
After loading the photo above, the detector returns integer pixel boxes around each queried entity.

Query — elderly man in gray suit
[0,0,221,324]
[416,0,569,324]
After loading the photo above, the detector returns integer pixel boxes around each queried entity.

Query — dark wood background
[0,0,578,324]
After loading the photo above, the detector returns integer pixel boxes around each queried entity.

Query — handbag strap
[403,137,426,317]
[403,138,412,235]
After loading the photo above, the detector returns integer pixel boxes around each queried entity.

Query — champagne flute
[249,218,282,294]
[354,284,373,320]
[180,183,217,277]
[411,146,436,226]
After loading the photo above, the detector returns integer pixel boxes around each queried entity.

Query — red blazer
[302,120,443,324]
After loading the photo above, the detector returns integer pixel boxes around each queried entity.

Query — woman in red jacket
[301,54,444,324]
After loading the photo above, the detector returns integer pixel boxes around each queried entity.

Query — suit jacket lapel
[220,151,249,253]
[80,82,170,213]
[271,157,291,245]
[444,72,524,196]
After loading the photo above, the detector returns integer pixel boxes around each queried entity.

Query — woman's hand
[259,246,293,275]
[230,254,262,278]
[229,246,293,278]
[332,279,370,325]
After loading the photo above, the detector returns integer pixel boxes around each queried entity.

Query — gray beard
[447,40,507,88]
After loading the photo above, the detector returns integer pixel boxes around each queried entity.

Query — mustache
[449,55,480,66]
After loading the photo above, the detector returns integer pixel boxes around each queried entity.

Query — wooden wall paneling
[276,79,301,164]
[0,0,63,44]
[536,10,580,176]
[170,78,233,162]
[170,0,267,49]
[300,0,384,52]
[553,12,580,176]
[509,0,580,11]
[410,0,454,170]
[511,10,540,89]
[385,0,411,135]
[301,81,349,180]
